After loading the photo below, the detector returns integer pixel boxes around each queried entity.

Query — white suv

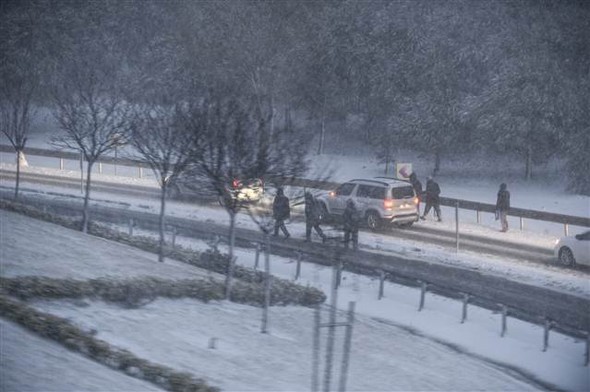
[317,177,419,230]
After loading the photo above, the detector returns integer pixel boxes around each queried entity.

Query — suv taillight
[413,197,419,204]
[232,179,241,189]
[384,199,394,209]
[329,191,336,197]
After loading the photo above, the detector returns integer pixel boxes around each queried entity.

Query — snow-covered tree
[130,102,199,262]
[187,91,310,300]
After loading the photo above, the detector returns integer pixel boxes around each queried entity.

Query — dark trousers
[423,202,441,220]
[306,221,325,240]
[274,219,289,237]
[343,229,358,250]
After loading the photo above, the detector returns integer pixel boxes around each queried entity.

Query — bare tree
[187,92,310,299]
[130,102,198,262]
[0,62,37,200]
[51,59,132,233]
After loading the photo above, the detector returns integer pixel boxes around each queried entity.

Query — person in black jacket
[421,177,442,222]
[304,191,327,243]
[495,183,511,232]
[409,172,423,215]
[342,199,360,250]
[272,188,291,238]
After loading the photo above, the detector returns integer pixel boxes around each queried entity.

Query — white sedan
[554,230,590,267]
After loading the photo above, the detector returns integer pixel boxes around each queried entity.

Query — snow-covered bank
[2,210,588,391]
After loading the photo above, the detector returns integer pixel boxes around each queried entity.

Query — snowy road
[0,168,558,262]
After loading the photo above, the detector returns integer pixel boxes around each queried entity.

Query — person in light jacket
[495,183,510,232]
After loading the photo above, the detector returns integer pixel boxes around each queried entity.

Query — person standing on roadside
[304,191,327,243]
[272,188,291,238]
[409,172,423,215]
[495,183,510,232]
[342,199,360,250]
[421,176,442,222]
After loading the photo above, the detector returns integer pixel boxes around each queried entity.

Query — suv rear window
[357,185,386,199]
[391,186,415,199]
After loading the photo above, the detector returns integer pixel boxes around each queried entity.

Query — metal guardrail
[2,144,589,230]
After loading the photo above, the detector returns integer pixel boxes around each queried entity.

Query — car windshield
[391,186,415,199]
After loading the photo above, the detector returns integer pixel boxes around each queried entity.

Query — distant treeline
[1,0,589,193]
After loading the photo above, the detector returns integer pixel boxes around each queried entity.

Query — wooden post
[138,167,143,178]
[461,293,470,324]
[59,158,64,170]
[500,305,508,337]
[128,218,134,236]
[171,226,176,248]
[311,305,321,392]
[543,318,552,352]
[564,223,569,236]
[476,209,480,224]
[378,270,385,300]
[418,281,428,311]
[585,332,589,367]
[98,162,103,174]
[519,217,524,231]
[338,301,355,392]
[295,251,302,281]
[254,243,261,270]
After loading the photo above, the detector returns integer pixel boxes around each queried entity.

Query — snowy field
[1,209,589,392]
[1,128,589,391]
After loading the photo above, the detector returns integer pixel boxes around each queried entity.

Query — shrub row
[0,294,219,392]
[0,275,324,309]
[0,200,326,307]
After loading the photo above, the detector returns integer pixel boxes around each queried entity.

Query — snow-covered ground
[2,210,589,391]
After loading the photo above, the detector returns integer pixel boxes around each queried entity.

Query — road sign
[396,163,412,179]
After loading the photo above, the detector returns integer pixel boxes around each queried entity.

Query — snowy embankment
[1,209,589,392]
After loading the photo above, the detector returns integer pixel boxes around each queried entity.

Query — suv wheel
[558,247,576,267]
[366,211,381,231]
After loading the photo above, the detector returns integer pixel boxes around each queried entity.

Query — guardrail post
[564,223,569,236]
[128,218,134,236]
[519,217,524,231]
[378,270,385,300]
[476,209,481,224]
[59,158,64,170]
[543,318,553,352]
[254,243,261,270]
[295,251,302,281]
[461,293,470,323]
[98,162,103,174]
[171,226,176,248]
[455,202,460,252]
[418,281,428,311]
[138,167,143,178]
[500,304,508,337]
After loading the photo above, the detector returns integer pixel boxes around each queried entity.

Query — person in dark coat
[409,172,423,215]
[304,191,327,243]
[495,183,511,232]
[421,176,442,222]
[272,188,290,238]
[342,199,360,250]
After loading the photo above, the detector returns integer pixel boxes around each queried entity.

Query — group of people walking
[271,174,511,249]
[272,188,360,249]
